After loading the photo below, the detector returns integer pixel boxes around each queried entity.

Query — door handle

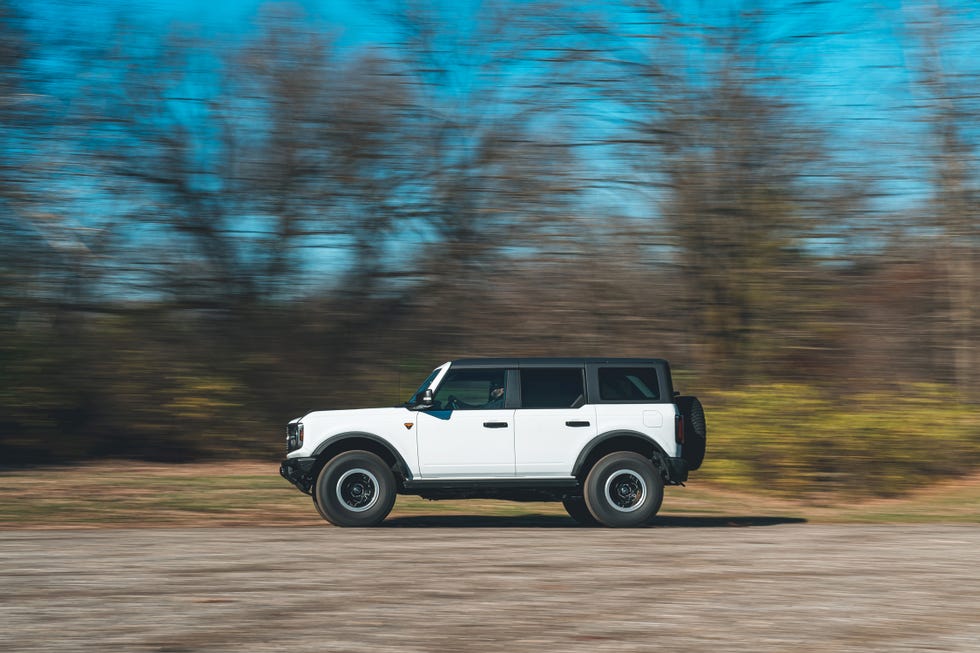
[566,421,591,427]
[483,422,509,429]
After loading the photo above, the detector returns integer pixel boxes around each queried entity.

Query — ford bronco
[280,358,706,527]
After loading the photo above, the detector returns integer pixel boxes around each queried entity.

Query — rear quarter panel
[593,402,679,458]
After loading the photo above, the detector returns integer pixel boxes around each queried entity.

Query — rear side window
[598,367,661,402]
[520,368,585,408]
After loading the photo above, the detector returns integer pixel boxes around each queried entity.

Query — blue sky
[5,0,980,300]
[18,0,944,140]
[14,0,979,263]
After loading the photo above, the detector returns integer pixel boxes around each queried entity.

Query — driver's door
[416,367,515,477]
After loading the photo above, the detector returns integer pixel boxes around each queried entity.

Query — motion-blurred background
[1,0,978,498]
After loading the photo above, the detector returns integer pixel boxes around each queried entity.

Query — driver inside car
[446,381,505,410]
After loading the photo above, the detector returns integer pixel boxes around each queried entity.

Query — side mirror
[417,388,434,409]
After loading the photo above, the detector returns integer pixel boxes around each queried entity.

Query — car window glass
[432,368,507,410]
[520,368,584,408]
[598,367,660,401]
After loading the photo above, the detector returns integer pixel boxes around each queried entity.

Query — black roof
[449,357,669,369]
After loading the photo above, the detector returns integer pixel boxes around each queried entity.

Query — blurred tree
[0,0,32,315]
[906,1,980,401]
[234,4,420,300]
[2,0,978,474]
[0,0,111,461]
[388,0,582,289]
[622,8,830,382]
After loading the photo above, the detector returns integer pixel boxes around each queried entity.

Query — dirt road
[2,522,978,652]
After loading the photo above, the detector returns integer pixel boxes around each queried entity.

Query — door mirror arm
[412,388,435,410]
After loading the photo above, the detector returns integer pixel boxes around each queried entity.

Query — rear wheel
[584,452,663,527]
[314,450,396,527]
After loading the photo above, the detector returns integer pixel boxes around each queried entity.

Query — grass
[0,460,978,529]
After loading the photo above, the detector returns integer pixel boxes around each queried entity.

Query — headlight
[286,422,304,452]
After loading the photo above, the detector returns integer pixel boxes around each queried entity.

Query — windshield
[405,367,442,406]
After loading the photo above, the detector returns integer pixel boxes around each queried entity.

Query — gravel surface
[2,523,979,652]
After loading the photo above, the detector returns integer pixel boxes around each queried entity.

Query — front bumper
[280,457,318,495]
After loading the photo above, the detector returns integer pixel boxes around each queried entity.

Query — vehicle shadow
[653,515,808,528]
[382,514,807,528]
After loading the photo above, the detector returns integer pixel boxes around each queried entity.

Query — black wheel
[676,396,707,470]
[314,450,396,527]
[562,495,598,526]
[583,452,663,527]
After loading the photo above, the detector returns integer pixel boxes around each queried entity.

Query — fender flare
[313,431,414,481]
[571,430,670,478]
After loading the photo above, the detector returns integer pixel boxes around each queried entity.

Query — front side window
[520,368,585,409]
[598,367,660,402]
[432,368,507,410]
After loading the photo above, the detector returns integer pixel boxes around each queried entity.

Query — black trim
[312,432,414,481]
[450,357,670,369]
[572,431,666,477]
[280,457,318,494]
[571,431,689,485]
[403,478,580,503]
[662,360,676,399]
[665,456,689,484]
[503,369,521,409]
[572,431,687,484]
[403,477,578,491]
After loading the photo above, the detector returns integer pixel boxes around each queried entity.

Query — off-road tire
[583,451,663,527]
[312,493,330,521]
[314,450,396,527]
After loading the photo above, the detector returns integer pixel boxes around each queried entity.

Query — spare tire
[675,395,707,471]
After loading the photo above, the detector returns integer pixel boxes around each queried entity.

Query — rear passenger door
[514,367,596,476]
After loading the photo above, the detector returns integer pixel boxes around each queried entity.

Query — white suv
[280,358,706,527]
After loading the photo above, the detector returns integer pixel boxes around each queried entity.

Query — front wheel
[583,452,663,527]
[314,450,397,527]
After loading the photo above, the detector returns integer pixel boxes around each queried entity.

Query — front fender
[312,431,415,481]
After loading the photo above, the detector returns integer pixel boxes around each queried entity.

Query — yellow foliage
[699,384,980,498]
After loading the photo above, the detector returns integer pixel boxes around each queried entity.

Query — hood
[303,406,405,423]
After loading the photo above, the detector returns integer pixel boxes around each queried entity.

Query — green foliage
[701,384,980,498]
